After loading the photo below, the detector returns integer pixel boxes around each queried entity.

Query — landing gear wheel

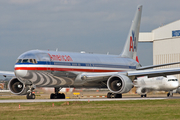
[141,94,146,98]
[167,92,173,97]
[50,87,66,99]
[50,93,55,99]
[26,93,35,99]
[50,93,65,99]
[60,93,65,99]
[114,94,122,98]
[107,92,112,98]
[31,93,35,99]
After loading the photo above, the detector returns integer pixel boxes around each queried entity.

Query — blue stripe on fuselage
[16,61,137,69]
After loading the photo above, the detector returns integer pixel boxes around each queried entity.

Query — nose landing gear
[26,85,36,99]
[141,94,147,97]
[27,92,35,99]
[167,91,173,97]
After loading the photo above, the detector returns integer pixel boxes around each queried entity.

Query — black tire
[57,94,61,99]
[50,93,65,99]
[61,93,65,99]
[31,93,35,99]
[141,95,144,97]
[50,93,55,99]
[26,93,35,99]
[114,94,122,98]
[58,93,65,99]
[167,93,170,97]
[144,94,147,97]
[107,93,112,98]
[26,94,30,99]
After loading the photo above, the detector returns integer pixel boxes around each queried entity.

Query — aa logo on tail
[129,31,136,52]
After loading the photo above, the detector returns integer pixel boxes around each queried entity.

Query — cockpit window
[30,59,33,63]
[16,59,22,63]
[22,59,29,63]
[33,59,37,63]
[168,79,178,81]
[16,59,37,64]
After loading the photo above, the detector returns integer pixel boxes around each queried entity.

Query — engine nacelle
[107,74,133,94]
[175,87,180,94]
[8,78,29,95]
[136,87,148,95]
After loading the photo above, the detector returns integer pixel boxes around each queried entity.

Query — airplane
[134,76,179,97]
[1,5,180,99]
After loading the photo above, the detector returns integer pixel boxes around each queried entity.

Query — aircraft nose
[15,70,28,78]
[171,82,179,89]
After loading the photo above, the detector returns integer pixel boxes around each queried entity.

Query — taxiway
[0,97,167,103]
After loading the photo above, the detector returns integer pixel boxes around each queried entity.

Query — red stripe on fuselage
[14,67,125,72]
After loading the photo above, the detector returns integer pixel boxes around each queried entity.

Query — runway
[0,97,167,103]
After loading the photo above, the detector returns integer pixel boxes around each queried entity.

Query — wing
[128,67,180,78]
[136,62,180,70]
[80,72,120,82]
[80,67,180,82]
[0,71,15,77]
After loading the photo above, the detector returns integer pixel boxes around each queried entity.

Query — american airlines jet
[1,5,180,99]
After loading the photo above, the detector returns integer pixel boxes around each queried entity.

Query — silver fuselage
[14,50,140,88]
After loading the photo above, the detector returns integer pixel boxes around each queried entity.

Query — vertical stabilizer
[121,5,142,60]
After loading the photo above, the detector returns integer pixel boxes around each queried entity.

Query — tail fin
[121,5,142,60]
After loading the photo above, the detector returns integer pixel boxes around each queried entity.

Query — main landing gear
[107,92,122,98]
[50,87,65,99]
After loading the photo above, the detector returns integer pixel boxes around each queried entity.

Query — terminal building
[139,19,180,80]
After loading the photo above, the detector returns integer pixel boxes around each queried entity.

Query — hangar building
[139,19,180,80]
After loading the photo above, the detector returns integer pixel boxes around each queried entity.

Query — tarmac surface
[0,97,168,103]
[1,91,180,103]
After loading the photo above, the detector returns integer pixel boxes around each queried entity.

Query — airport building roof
[139,19,180,42]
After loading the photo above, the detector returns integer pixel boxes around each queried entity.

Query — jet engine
[8,78,29,95]
[175,87,180,94]
[107,74,133,93]
[136,87,148,95]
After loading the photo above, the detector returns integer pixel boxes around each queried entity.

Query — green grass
[0,99,180,120]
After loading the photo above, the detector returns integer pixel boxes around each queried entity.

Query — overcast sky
[0,0,180,71]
